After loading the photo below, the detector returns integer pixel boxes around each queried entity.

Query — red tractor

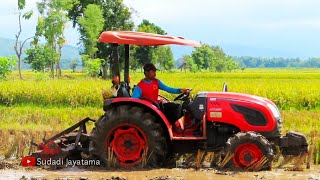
[29,31,308,170]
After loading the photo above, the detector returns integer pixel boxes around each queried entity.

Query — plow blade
[29,117,95,160]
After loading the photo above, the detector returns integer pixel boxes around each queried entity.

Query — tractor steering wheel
[173,88,193,101]
[158,94,170,102]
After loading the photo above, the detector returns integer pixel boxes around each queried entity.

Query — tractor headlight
[267,103,281,119]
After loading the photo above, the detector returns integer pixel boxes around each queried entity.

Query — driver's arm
[158,80,181,94]
[131,86,142,98]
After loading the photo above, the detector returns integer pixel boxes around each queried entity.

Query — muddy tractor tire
[90,105,168,167]
[223,131,274,171]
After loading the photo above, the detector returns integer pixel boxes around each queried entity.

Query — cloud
[0,0,37,40]
[256,19,320,30]
[1,0,320,56]
[125,0,320,29]
[0,0,78,45]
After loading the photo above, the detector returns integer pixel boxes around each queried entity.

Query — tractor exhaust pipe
[222,83,228,92]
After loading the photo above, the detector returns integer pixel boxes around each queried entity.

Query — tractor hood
[206,92,274,106]
[201,91,281,120]
[187,91,282,134]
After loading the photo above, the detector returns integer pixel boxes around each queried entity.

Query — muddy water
[1,166,320,180]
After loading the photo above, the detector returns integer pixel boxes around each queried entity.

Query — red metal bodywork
[111,91,278,140]
[99,31,277,139]
[105,123,148,167]
[111,98,210,140]
[111,98,174,139]
[111,98,208,140]
[99,31,201,47]
[172,114,207,140]
[233,143,263,168]
[206,92,277,132]
[39,141,62,156]
[100,30,203,140]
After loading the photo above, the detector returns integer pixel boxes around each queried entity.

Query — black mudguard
[280,131,308,155]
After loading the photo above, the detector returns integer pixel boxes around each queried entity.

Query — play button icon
[21,156,36,166]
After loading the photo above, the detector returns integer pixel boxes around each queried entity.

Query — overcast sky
[1,0,320,57]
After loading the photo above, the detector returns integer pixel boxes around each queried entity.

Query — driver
[132,63,189,124]
[132,63,189,101]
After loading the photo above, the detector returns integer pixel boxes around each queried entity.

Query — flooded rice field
[0,127,318,179]
[1,165,320,180]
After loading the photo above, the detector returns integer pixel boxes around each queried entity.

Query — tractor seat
[161,102,183,125]
[116,82,130,97]
[117,86,130,97]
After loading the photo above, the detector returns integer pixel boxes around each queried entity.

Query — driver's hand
[180,88,190,94]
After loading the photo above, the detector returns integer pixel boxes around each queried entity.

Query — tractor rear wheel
[224,131,274,171]
[90,105,168,167]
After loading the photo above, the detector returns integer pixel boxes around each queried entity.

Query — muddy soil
[1,164,320,180]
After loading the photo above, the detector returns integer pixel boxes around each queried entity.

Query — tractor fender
[104,98,174,140]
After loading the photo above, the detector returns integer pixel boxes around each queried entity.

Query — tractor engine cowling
[190,91,282,135]
[280,131,308,155]
[189,91,308,155]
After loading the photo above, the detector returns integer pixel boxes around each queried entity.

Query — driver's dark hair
[143,63,157,76]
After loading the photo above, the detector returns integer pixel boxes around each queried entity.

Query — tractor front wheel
[90,105,168,168]
[224,131,274,171]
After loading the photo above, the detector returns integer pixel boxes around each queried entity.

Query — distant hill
[0,37,81,70]
[170,43,302,61]
[170,42,309,68]
[218,43,299,58]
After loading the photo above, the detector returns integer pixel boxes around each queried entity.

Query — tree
[56,36,65,77]
[67,0,134,79]
[78,4,104,58]
[70,58,78,72]
[179,55,197,72]
[232,56,319,68]
[14,0,33,79]
[152,46,174,71]
[34,0,74,79]
[191,43,239,72]
[132,19,167,70]
[137,19,166,35]
[78,4,104,76]
[0,56,16,79]
[191,44,214,70]
[98,0,134,79]
[129,46,139,71]
[24,45,53,72]
[82,55,101,77]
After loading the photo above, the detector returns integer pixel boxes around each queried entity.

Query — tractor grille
[231,104,267,126]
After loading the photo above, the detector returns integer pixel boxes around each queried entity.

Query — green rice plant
[0,105,102,131]
[2,69,320,110]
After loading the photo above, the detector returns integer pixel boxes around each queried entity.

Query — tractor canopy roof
[98,31,201,47]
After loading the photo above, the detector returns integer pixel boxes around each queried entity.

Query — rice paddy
[1,68,320,164]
